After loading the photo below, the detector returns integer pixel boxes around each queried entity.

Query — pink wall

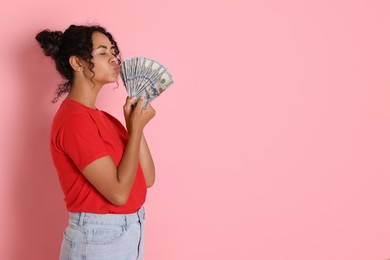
[1,0,390,259]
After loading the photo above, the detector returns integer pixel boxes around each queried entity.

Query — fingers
[129,96,137,106]
[126,96,156,118]
[137,98,156,115]
[134,96,145,112]
[124,96,136,107]
[128,96,137,105]
[123,96,137,115]
[143,103,156,114]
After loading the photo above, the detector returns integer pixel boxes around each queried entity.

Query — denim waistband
[68,206,145,227]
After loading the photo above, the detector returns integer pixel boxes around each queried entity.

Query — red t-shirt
[50,99,146,213]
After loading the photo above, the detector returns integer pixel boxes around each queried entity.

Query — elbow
[145,176,155,188]
[109,192,129,206]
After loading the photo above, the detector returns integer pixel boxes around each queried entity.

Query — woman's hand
[124,96,156,133]
[123,96,137,131]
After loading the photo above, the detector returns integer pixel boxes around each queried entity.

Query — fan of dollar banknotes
[120,57,174,108]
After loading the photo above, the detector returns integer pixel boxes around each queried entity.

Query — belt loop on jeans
[124,214,130,231]
[137,206,145,221]
[78,212,86,227]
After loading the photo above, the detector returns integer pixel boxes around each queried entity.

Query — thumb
[124,96,137,114]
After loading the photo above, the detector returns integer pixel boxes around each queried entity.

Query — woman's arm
[82,97,155,206]
[139,133,155,188]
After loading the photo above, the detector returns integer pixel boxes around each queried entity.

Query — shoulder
[52,100,100,133]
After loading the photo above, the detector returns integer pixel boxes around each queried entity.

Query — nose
[110,54,119,64]
[110,56,119,64]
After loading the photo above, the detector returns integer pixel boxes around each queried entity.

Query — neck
[66,78,103,109]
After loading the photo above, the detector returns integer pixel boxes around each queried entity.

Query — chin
[107,76,119,83]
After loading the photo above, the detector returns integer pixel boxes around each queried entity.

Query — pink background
[0,0,389,259]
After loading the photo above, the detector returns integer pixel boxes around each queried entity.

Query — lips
[113,66,121,73]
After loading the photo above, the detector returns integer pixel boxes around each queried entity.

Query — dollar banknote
[120,57,174,108]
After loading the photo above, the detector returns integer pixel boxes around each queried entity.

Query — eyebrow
[96,45,115,50]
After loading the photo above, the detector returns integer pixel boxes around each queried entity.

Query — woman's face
[85,32,121,84]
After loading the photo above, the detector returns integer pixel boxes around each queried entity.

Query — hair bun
[35,30,63,57]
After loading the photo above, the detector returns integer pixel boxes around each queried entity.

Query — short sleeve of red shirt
[58,113,109,171]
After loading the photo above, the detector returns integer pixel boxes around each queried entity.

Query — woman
[36,24,156,260]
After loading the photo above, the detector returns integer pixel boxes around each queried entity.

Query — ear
[69,56,84,72]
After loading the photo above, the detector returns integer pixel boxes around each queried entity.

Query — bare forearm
[82,128,144,206]
[116,128,143,197]
[140,134,155,187]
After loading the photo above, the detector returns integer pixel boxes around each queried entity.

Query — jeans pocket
[60,231,75,260]
[90,226,125,245]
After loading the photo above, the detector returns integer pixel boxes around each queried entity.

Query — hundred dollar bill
[120,57,174,108]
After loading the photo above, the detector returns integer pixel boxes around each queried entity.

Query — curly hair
[35,24,120,103]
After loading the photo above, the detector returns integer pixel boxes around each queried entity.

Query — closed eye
[99,52,117,56]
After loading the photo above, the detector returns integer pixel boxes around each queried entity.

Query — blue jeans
[60,206,145,260]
